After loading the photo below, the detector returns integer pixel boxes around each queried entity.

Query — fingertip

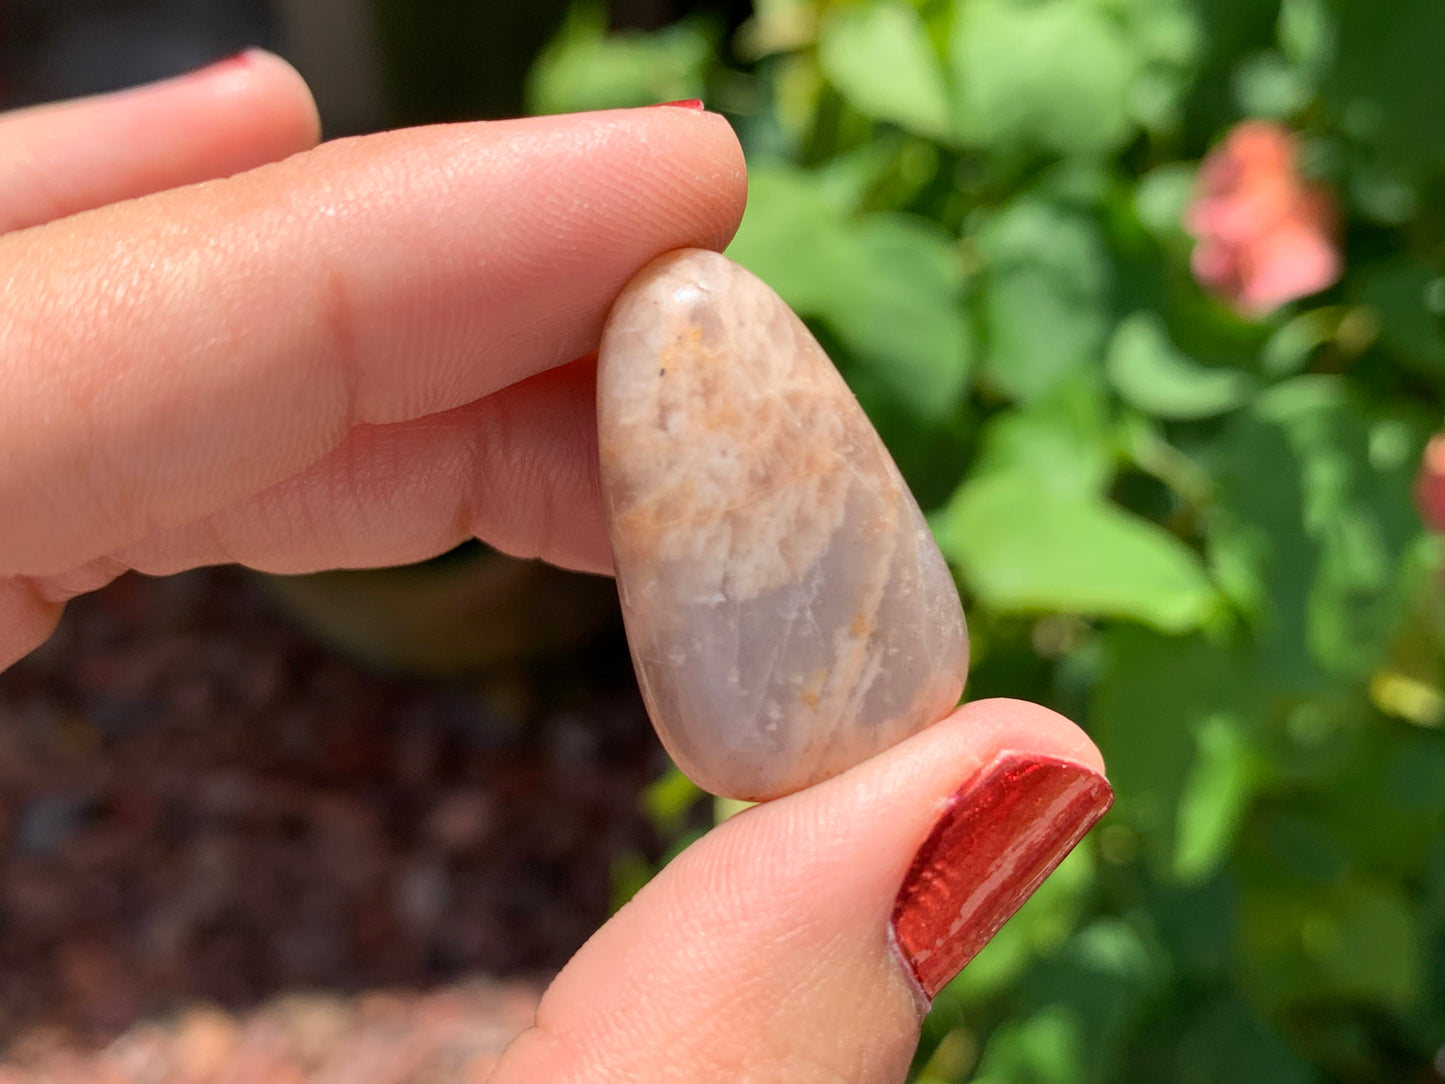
[686,108,749,252]
[599,103,748,254]
[217,48,323,150]
[933,698,1108,779]
[188,48,321,161]
[686,109,749,251]
[488,697,1107,1082]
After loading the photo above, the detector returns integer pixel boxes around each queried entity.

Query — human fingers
[490,699,1112,1084]
[0,355,609,670]
[111,354,611,578]
[0,105,746,581]
[0,48,320,233]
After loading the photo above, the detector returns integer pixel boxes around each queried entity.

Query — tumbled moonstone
[597,249,969,801]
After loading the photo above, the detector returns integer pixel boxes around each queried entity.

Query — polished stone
[597,249,969,800]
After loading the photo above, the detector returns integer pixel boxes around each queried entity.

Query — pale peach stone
[597,249,968,800]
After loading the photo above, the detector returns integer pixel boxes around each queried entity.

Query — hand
[0,53,1111,1081]
[0,49,741,667]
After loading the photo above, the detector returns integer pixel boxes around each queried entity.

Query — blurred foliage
[373,0,570,122]
[527,0,1445,1079]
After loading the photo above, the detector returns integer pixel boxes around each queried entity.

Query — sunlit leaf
[938,473,1216,631]
[950,0,1139,154]
[823,216,973,418]
[729,169,971,418]
[1232,50,1311,119]
[1092,628,1242,874]
[724,165,857,312]
[971,1005,1084,1084]
[1173,713,1257,884]
[1278,0,1335,81]
[526,3,710,113]
[975,200,1113,401]
[972,373,1114,497]
[1260,307,1349,377]
[1134,162,1197,243]
[1108,312,1255,418]
[818,2,952,140]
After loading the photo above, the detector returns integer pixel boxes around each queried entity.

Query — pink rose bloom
[1417,433,1445,535]
[1186,121,1342,317]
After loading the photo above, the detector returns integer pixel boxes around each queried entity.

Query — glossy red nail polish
[891,753,1113,999]
[654,98,705,110]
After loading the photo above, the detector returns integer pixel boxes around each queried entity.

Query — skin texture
[0,56,1108,1082]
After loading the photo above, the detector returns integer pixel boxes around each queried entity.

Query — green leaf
[1091,628,1242,874]
[1347,162,1420,225]
[724,165,857,313]
[1278,0,1335,80]
[1232,50,1312,119]
[1253,378,1428,678]
[949,0,1140,154]
[729,169,971,419]
[975,200,1113,401]
[1211,410,1321,687]
[642,764,704,836]
[1260,307,1348,377]
[822,216,973,418]
[937,472,1216,631]
[972,374,1114,497]
[817,2,952,140]
[1173,713,1257,884]
[1134,163,1197,243]
[525,3,711,114]
[971,1006,1084,1084]
[1013,918,1170,1080]
[1119,0,1204,132]
[1107,312,1255,419]
[609,849,656,912]
[1119,0,1204,68]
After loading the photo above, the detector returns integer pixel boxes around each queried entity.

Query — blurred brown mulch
[0,981,541,1084]
[0,565,669,1080]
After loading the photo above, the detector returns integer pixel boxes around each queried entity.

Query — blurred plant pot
[255,543,620,676]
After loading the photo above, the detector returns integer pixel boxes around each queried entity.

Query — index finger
[0,106,746,577]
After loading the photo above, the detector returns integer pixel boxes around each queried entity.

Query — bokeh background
[4,1,1445,1081]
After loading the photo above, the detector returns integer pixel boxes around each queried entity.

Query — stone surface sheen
[598,249,969,800]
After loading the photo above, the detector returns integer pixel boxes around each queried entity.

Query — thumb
[489,699,1112,1084]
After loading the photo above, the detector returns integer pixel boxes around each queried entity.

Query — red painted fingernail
[654,98,705,110]
[891,753,1113,999]
[195,48,264,77]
